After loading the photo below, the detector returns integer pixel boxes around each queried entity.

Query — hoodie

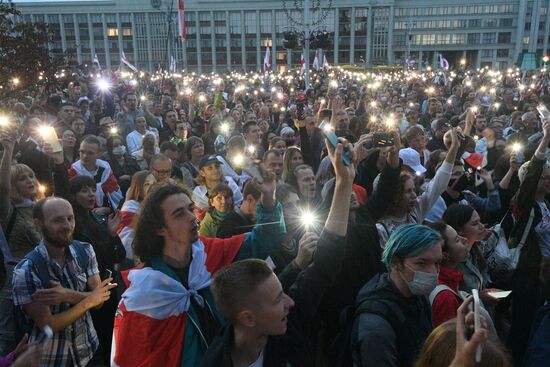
[352,273,432,367]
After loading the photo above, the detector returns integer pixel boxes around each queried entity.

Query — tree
[0,3,65,100]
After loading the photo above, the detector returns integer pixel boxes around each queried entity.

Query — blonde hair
[10,164,44,203]
[126,170,150,202]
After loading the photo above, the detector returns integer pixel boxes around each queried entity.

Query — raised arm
[0,131,15,224]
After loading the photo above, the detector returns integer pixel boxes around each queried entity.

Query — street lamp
[282,0,333,88]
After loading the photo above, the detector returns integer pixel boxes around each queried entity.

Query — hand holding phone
[472,289,483,363]
[319,121,350,166]
[373,132,395,147]
[537,104,550,121]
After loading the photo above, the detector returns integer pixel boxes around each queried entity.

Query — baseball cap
[199,155,222,169]
[399,147,426,175]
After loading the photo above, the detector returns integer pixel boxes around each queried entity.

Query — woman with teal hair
[352,224,443,367]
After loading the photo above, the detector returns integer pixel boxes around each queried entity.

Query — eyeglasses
[152,168,172,176]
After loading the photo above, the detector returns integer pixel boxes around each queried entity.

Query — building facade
[11,0,550,72]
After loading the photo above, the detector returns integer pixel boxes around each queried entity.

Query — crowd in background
[1,63,550,366]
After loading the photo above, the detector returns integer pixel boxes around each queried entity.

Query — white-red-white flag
[121,50,138,72]
[263,47,271,73]
[300,53,306,75]
[439,54,449,70]
[93,54,101,70]
[323,54,329,70]
[312,50,320,71]
[169,55,177,73]
[178,0,187,39]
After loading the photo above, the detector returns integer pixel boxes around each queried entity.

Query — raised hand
[42,141,64,164]
[293,232,319,269]
[449,296,488,367]
[326,138,355,184]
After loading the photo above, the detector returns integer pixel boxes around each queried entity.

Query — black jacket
[317,160,401,346]
[352,273,433,367]
[201,230,346,367]
[16,140,53,193]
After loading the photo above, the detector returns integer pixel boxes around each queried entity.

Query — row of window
[393,32,513,46]
[394,18,513,30]
[395,4,518,17]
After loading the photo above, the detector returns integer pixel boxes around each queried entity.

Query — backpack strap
[24,250,51,289]
[429,284,458,306]
[355,299,406,334]
[71,241,90,275]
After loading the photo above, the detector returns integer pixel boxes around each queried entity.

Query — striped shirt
[12,241,100,367]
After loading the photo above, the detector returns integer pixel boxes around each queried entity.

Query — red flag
[178,0,187,39]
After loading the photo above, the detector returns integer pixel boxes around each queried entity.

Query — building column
[226,11,231,70]
[59,15,67,57]
[476,49,481,68]
[101,14,110,70]
[241,11,246,71]
[334,7,339,65]
[73,14,82,64]
[196,11,202,73]
[145,13,153,72]
[350,7,356,64]
[514,0,527,62]
[87,14,95,64]
[130,13,139,68]
[366,6,372,66]
[388,5,395,64]
[271,9,277,71]
[530,0,542,52]
[543,0,550,55]
[116,13,123,68]
[418,50,423,71]
[256,10,261,71]
[210,11,216,72]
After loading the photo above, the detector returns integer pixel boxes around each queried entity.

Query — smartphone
[106,269,112,280]
[242,158,264,184]
[373,132,395,147]
[515,152,525,164]
[319,121,351,166]
[40,126,62,153]
[487,290,512,299]
[537,104,550,120]
[472,289,482,363]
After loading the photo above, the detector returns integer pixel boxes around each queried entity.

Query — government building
[11,0,550,72]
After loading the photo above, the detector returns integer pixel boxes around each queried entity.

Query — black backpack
[328,299,406,367]
[13,242,90,341]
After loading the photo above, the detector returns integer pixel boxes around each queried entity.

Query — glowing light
[140,95,147,101]
[447,99,452,105]
[493,102,501,109]
[129,79,138,86]
[247,145,256,154]
[220,123,229,134]
[110,127,118,135]
[0,116,9,127]
[322,123,334,133]
[232,153,244,167]
[512,143,523,153]
[300,209,317,230]
[97,79,111,92]
[460,59,466,65]
[329,80,338,88]
[38,184,46,193]
[471,106,479,114]
[12,77,20,86]
[198,95,206,102]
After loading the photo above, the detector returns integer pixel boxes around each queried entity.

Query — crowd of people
[0,63,550,366]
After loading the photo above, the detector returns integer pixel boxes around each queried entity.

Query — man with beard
[12,197,117,366]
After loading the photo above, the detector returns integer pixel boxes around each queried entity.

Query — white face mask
[112,145,126,156]
[400,264,438,296]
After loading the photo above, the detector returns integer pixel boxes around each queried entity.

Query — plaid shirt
[12,241,100,367]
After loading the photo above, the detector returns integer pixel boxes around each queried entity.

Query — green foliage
[0,3,64,100]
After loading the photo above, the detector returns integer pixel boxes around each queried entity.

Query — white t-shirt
[248,348,265,367]
[535,201,550,257]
